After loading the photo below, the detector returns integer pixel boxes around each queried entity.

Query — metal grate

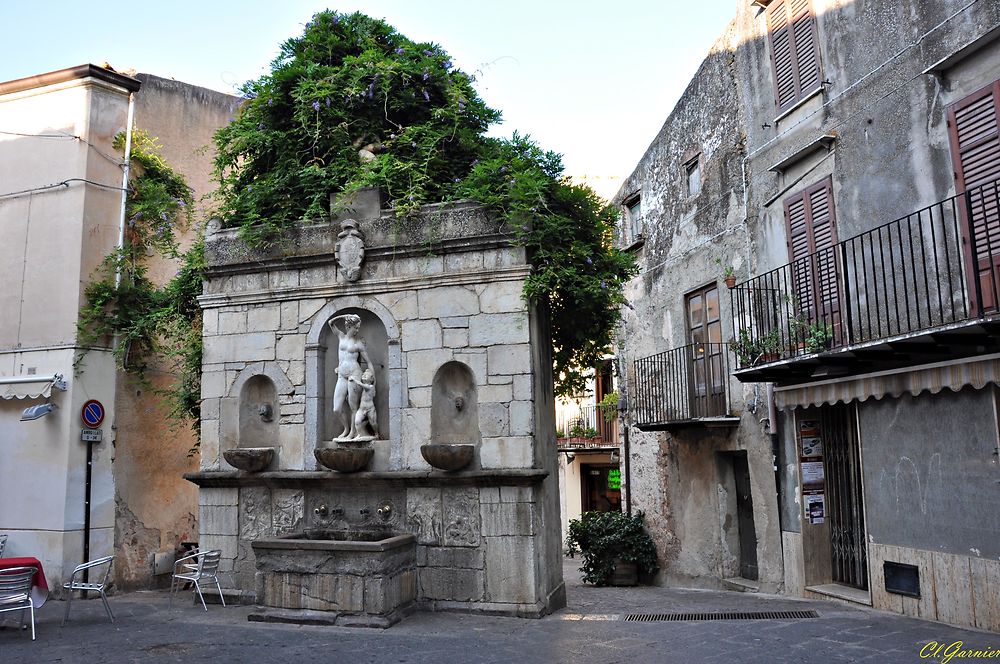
[622,610,819,622]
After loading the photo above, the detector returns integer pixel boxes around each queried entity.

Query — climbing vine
[213,11,636,396]
[78,131,204,425]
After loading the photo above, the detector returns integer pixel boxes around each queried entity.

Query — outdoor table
[0,556,49,607]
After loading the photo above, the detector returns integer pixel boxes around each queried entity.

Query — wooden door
[686,285,725,418]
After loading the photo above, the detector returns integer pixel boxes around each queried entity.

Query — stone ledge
[184,468,548,489]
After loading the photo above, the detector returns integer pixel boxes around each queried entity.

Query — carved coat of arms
[336,219,366,282]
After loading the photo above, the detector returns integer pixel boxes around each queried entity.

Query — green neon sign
[607,468,621,490]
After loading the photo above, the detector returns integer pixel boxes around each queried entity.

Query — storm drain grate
[622,610,819,622]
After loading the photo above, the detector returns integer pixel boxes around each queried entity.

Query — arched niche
[321,307,389,442]
[431,361,480,444]
[239,375,278,447]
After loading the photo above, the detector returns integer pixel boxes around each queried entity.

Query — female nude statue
[327,314,376,440]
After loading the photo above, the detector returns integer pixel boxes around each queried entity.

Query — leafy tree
[213,11,636,396]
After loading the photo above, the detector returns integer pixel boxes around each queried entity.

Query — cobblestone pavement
[1,559,996,663]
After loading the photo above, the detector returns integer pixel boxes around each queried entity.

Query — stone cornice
[184,468,548,488]
[197,264,532,309]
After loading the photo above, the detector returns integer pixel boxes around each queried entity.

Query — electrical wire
[0,178,127,201]
[0,128,124,167]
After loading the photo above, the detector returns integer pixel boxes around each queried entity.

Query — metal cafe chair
[0,566,37,640]
[62,555,115,626]
[169,550,225,611]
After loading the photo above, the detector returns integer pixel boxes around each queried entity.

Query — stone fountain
[185,189,565,626]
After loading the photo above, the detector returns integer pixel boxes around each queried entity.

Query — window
[623,193,643,244]
[685,156,701,196]
[686,284,725,409]
[783,177,840,329]
[766,0,822,114]
[946,79,1000,313]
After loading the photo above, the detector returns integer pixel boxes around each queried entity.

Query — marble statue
[327,313,376,441]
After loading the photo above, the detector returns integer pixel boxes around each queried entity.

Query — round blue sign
[81,400,105,428]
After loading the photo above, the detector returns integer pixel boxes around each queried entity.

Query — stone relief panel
[239,487,273,541]
[443,487,481,548]
[272,489,305,535]
[406,488,443,545]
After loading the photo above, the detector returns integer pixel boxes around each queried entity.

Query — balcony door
[686,284,725,417]
[784,178,842,345]
[947,79,1000,315]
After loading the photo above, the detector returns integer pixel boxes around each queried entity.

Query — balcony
[631,343,739,430]
[557,403,619,448]
[730,179,1000,383]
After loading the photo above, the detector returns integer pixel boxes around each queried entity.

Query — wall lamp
[21,402,58,421]
[564,451,576,464]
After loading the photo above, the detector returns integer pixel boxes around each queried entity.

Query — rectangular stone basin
[251,531,417,628]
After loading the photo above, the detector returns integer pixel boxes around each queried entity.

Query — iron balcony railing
[557,403,618,445]
[632,343,734,427]
[730,179,1000,370]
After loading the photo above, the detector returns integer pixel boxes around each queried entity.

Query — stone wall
[193,195,564,616]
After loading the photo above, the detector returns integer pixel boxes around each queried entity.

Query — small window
[685,157,701,197]
[623,193,643,244]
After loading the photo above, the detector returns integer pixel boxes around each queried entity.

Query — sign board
[81,428,103,443]
[607,468,621,491]
[81,399,105,428]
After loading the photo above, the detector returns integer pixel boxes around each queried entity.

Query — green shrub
[565,511,659,585]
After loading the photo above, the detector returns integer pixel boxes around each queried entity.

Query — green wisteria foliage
[213,10,636,397]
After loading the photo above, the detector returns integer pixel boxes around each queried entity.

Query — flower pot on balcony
[724,275,737,289]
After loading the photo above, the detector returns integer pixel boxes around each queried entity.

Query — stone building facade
[616,0,1000,630]
[187,192,565,619]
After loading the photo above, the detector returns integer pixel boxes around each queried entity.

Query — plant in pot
[804,321,834,353]
[729,327,782,367]
[715,258,737,289]
[598,391,619,422]
[565,511,660,586]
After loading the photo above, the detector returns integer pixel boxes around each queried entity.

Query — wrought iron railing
[730,179,1000,369]
[632,343,734,427]
[557,403,618,444]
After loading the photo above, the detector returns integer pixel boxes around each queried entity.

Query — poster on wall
[799,420,820,438]
[806,493,825,524]
[800,436,823,458]
[801,461,825,488]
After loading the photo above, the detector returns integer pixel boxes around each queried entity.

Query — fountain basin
[251,531,416,627]
[420,443,474,471]
[223,447,275,472]
[315,446,373,473]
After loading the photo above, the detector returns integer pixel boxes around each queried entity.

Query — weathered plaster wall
[610,16,783,590]
[111,74,241,590]
[0,71,130,589]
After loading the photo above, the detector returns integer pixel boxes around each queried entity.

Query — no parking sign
[81,399,105,428]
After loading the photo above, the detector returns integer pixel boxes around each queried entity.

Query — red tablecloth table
[0,557,49,607]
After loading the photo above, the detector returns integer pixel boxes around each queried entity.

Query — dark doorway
[732,453,759,580]
[581,464,622,513]
[821,403,868,590]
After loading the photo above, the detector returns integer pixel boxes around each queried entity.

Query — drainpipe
[115,92,135,288]
[767,383,783,533]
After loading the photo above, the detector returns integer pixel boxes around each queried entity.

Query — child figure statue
[348,368,379,441]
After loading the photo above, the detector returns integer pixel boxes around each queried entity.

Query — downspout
[767,383,783,533]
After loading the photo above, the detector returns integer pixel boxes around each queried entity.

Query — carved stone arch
[227,361,295,397]
[306,295,400,347]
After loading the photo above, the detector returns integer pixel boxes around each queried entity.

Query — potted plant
[715,258,737,288]
[565,511,660,586]
[729,327,782,367]
[598,391,619,422]
[804,321,834,353]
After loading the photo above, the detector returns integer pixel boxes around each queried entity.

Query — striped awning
[0,374,66,400]
[773,354,1000,410]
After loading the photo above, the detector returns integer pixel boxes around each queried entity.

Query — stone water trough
[250,529,417,628]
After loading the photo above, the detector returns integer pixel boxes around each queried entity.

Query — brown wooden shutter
[784,178,840,324]
[767,0,822,113]
[947,80,1000,313]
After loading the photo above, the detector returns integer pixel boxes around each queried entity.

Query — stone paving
[2,558,996,663]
